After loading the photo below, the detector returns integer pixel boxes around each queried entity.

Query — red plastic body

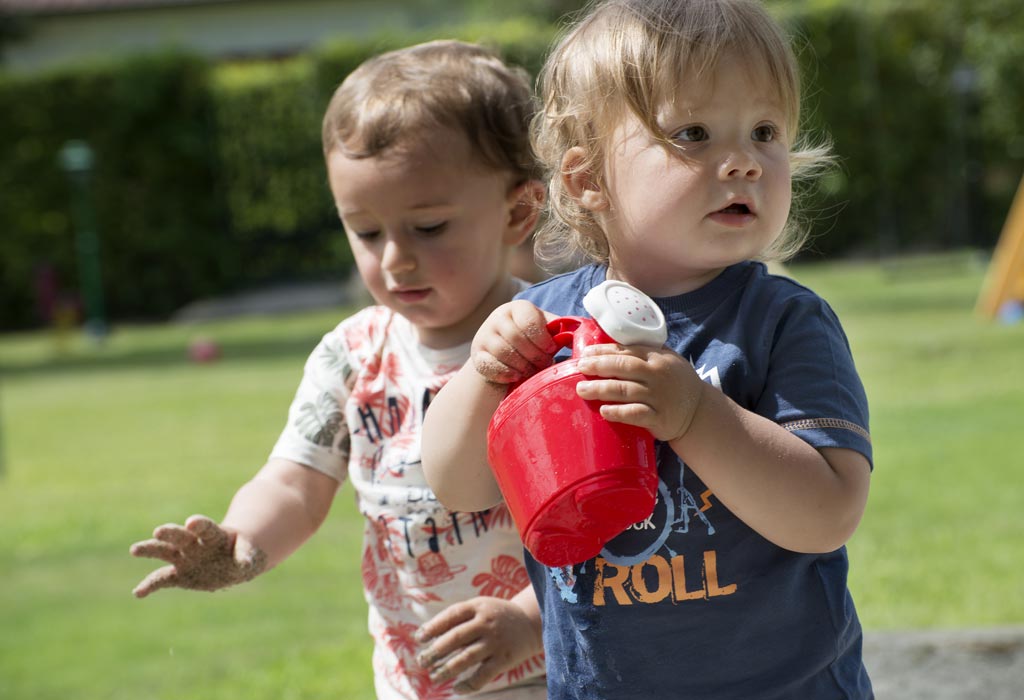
[486,317,658,567]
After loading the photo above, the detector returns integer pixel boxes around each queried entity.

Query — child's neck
[412,274,519,350]
[606,263,731,298]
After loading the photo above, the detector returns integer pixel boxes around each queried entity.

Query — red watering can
[487,281,668,566]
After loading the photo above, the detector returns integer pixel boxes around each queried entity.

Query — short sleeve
[268,326,353,481]
[755,294,872,467]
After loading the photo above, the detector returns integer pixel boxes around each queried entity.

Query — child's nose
[718,148,762,181]
[381,237,416,273]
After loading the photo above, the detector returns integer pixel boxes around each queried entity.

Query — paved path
[172,280,357,322]
[864,627,1024,699]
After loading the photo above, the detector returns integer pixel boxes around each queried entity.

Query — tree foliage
[2,3,1023,329]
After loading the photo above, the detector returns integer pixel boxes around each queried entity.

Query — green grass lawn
[1,253,1023,699]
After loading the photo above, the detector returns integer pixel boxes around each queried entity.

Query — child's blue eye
[673,125,709,142]
[752,124,777,142]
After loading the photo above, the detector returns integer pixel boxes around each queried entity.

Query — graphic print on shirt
[368,505,527,601]
[349,351,419,481]
[277,309,545,697]
[295,339,353,450]
[549,360,740,607]
[296,392,345,447]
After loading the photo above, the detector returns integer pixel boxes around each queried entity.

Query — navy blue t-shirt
[516,261,873,700]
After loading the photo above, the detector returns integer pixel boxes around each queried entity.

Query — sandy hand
[129,514,267,598]
[414,596,543,694]
[471,300,557,385]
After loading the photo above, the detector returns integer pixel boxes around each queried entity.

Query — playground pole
[59,140,108,341]
[0,380,5,478]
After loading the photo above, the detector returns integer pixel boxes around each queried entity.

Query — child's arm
[413,585,543,694]
[574,344,870,554]
[130,458,338,597]
[422,300,557,512]
[421,364,508,511]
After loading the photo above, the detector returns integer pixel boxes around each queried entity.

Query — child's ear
[504,179,546,246]
[561,147,608,212]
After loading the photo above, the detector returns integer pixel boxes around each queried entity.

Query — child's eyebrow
[406,199,456,209]
[662,96,782,116]
[336,203,457,219]
[336,205,360,217]
[406,203,458,216]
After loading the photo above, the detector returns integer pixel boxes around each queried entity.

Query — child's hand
[414,596,542,694]
[470,300,557,385]
[129,515,267,598]
[574,343,707,443]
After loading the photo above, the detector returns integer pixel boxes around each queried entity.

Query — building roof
[0,0,246,15]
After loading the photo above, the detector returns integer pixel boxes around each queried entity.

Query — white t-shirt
[271,306,546,700]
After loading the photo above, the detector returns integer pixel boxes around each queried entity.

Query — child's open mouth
[709,202,756,227]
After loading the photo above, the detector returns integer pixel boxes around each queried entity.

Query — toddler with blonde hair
[424,2,873,698]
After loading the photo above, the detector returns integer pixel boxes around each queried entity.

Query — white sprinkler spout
[582,280,667,346]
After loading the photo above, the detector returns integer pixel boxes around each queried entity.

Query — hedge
[2,5,1023,330]
[210,58,343,288]
[786,0,1024,259]
[0,18,558,330]
[0,53,227,329]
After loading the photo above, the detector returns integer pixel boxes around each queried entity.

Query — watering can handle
[545,316,615,357]
[546,317,583,349]
[500,317,615,396]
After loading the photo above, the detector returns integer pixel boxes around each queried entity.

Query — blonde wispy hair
[532,0,834,270]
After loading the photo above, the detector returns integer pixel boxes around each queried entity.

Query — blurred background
[1,0,1023,332]
[1,1,1023,699]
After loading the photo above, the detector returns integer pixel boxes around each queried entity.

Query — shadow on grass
[0,334,326,379]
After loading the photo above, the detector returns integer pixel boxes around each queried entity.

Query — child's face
[327,130,527,349]
[590,52,792,296]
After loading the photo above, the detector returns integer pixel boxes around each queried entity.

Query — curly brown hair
[322,40,539,183]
